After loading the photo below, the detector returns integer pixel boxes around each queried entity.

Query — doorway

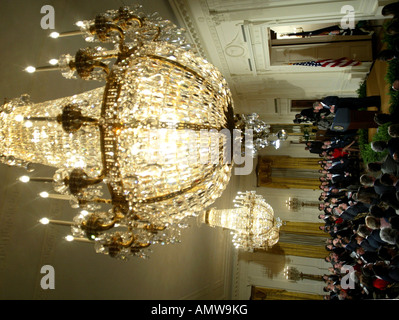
[268,22,374,65]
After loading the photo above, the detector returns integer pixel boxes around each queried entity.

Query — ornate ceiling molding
[168,0,209,59]
[169,0,235,80]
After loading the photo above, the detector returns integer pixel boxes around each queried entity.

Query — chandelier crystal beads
[1,5,234,259]
[202,191,282,251]
[234,113,287,155]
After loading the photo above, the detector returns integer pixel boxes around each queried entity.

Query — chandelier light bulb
[65,235,74,242]
[25,66,36,73]
[39,191,49,198]
[39,217,50,225]
[75,21,84,27]
[48,59,59,65]
[14,114,24,122]
[24,121,33,128]
[49,31,60,38]
[18,175,30,183]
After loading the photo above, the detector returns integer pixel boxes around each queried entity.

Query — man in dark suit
[356,247,380,264]
[371,137,399,161]
[324,157,355,173]
[336,202,369,221]
[305,140,324,154]
[326,172,357,187]
[366,154,399,176]
[299,107,320,122]
[313,96,381,115]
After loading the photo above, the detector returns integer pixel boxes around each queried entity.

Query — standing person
[305,140,324,154]
[313,96,381,115]
[300,107,320,122]
[371,138,399,161]
[367,154,399,176]
[330,108,379,132]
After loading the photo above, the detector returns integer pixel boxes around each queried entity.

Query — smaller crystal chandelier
[234,113,287,155]
[200,191,282,251]
[285,197,320,212]
[284,266,324,282]
[284,266,302,282]
[285,197,302,211]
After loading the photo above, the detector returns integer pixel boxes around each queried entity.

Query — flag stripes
[290,57,361,67]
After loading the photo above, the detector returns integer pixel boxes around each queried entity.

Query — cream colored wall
[170,0,378,118]
[204,0,383,24]
[234,253,331,299]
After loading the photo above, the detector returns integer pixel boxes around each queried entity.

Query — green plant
[359,123,390,163]
[383,22,399,111]
[356,79,367,99]
[358,22,399,163]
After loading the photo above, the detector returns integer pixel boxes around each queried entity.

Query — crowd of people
[294,95,381,133]
[307,1,399,300]
[287,0,399,300]
[299,94,399,299]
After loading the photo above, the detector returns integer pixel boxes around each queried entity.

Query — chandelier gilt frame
[1,4,282,260]
[1,5,237,259]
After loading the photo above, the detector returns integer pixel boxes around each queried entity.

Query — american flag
[290,57,361,67]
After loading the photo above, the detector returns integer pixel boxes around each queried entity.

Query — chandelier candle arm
[23,116,58,122]
[39,218,74,227]
[18,176,53,183]
[79,198,112,205]
[49,30,85,38]
[39,192,74,200]
[25,66,63,73]
[65,235,94,243]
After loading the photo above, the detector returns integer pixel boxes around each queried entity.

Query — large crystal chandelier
[200,191,282,251]
[0,5,235,259]
[234,113,287,155]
